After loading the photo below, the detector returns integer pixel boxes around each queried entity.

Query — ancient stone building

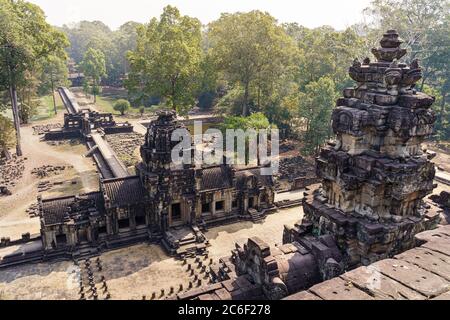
[284,30,440,267]
[170,30,443,301]
[39,110,275,254]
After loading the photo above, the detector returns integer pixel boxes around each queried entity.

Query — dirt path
[0,124,99,239]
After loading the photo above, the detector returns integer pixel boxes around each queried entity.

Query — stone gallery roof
[235,168,274,189]
[41,192,104,226]
[200,166,232,191]
[102,176,148,208]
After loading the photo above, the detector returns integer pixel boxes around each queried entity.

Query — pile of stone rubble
[0,155,26,196]
[32,123,62,135]
[105,132,144,167]
[31,165,68,179]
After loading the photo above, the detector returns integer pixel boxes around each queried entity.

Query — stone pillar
[114,215,119,234]
[130,206,137,230]
[106,215,113,235]
[243,193,249,213]
[225,192,232,213]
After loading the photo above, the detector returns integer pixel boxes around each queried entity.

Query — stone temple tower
[137,110,196,231]
[284,30,440,268]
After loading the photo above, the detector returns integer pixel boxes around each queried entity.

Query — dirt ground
[0,206,302,300]
[0,116,99,239]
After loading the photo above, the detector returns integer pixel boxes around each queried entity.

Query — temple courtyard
[0,206,300,300]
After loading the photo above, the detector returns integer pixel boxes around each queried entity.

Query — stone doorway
[171,203,182,222]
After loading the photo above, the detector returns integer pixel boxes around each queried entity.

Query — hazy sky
[29,0,373,30]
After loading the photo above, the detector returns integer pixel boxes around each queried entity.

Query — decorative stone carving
[284,30,441,270]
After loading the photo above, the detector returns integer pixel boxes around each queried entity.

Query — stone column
[130,206,137,230]
[106,215,113,235]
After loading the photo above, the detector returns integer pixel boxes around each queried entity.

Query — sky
[29,0,373,30]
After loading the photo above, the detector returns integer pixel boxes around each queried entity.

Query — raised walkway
[90,132,129,178]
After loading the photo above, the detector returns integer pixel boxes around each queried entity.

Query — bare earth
[0,119,99,239]
[0,207,301,300]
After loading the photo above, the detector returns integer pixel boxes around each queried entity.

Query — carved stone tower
[137,110,196,231]
[284,30,440,267]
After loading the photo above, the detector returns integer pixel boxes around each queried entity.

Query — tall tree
[38,55,69,114]
[0,0,68,156]
[208,11,297,116]
[298,76,338,155]
[127,6,202,113]
[0,114,14,158]
[81,48,106,103]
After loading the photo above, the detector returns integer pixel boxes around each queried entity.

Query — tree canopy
[0,0,68,155]
[126,5,202,113]
[81,48,106,102]
[208,11,298,116]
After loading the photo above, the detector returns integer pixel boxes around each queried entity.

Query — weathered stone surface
[372,259,448,298]
[308,277,376,300]
[284,30,439,272]
[283,291,322,300]
[395,248,450,281]
[431,291,450,300]
[341,266,425,300]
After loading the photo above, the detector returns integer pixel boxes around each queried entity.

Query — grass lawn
[95,94,142,116]
[31,93,65,122]
[95,95,118,114]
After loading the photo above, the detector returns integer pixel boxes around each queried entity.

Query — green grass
[95,95,118,114]
[0,93,64,122]
[31,94,65,122]
[95,94,143,115]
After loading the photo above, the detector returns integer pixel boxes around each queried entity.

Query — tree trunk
[242,82,249,117]
[439,92,446,128]
[171,79,177,111]
[9,85,22,156]
[93,79,97,103]
[51,72,57,114]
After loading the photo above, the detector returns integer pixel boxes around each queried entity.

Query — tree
[0,0,68,156]
[219,112,275,164]
[126,6,202,113]
[139,106,145,117]
[113,99,130,115]
[208,11,298,116]
[0,114,14,158]
[81,48,106,103]
[61,21,142,85]
[38,55,69,114]
[298,77,337,155]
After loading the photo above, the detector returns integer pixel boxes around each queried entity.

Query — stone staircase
[248,208,265,223]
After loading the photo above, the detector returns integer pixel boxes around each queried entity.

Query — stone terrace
[284,224,450,300]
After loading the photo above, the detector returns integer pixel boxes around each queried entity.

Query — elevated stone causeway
[284,225,450,300]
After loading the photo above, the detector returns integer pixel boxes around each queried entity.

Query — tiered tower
[137,110,196,231]
[284,30,440,267]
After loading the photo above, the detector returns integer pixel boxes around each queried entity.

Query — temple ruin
[168,30,444,300]
[37,110,276,258]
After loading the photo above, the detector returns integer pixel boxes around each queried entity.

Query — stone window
[216,201,224,212]
[118,218,130,230]
[56,234,67,245]
[232,200,238,208]
[135,215,146,226]
[98,226,107,234]
[202,203,211,214]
